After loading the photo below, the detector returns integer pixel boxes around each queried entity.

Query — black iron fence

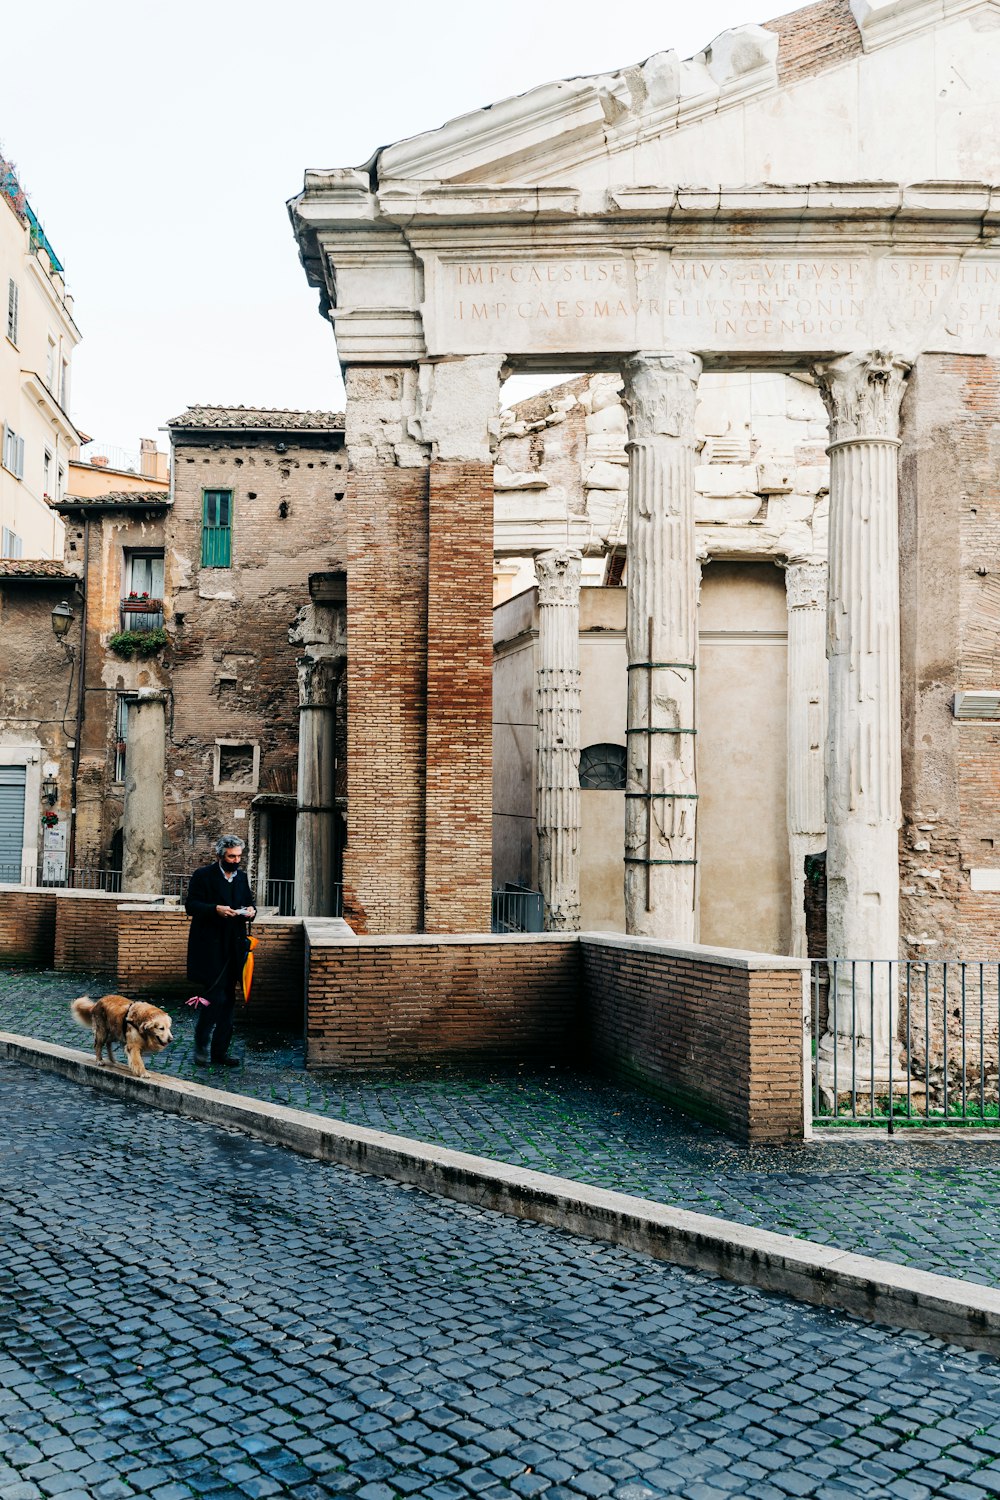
[811,958,1000,1130]
[0,863,344,920]
[491,884,544,934]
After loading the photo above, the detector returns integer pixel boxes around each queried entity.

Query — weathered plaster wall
[699,563,791,955]
[899,354,1000,959]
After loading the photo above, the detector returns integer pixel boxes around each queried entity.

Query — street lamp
[51,600,74,638]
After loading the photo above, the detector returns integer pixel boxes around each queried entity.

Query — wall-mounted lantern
[41,775,58,806]
[51,600,74,638]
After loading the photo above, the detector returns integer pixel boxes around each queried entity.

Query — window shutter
[15,434,24,479]
[6,280,18,344]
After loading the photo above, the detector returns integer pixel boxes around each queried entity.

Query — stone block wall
[305,930,583,1069]
[581,935,806,1144]
[0,888,57,964]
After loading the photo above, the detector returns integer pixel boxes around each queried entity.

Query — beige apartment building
[0,155,81,560]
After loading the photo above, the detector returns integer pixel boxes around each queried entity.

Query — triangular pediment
[373,0,1000,192]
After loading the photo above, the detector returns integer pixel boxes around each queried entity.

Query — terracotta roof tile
[0,559,77,580]
[167,405,345,431]
[55,491,171,511]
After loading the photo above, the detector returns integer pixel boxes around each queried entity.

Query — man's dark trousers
[194,959,241,1061]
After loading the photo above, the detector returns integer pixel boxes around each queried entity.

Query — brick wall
[305,931,583,1068]
[115,907,305,1026]
[581,936,806,1144]
[424,461,494,933]
[344,455,429,935]
[53,891,147,974]
[116,906,189,997]
[0,888,57,964]
[763,0,862,87]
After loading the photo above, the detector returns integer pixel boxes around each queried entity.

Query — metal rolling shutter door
[0,765,26,882]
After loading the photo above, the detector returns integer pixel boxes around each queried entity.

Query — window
[42,449,52,498]
[121,550,165,629]
[6,279,17,344]
[579,743,627,791]
[114,694,137,781]
[1,527,23,559]
[202,489,232,567]
[214,740,259,792]
[60,359,68,410]
[2,425,24,479]
[46,337,56,392]
[56,464,64,501]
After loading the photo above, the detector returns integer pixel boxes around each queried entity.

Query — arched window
[579,743,627,790]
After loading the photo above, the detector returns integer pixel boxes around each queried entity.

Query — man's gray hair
[214,834,246,857]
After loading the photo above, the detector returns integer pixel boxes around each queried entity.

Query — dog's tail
[70,996,95,1029]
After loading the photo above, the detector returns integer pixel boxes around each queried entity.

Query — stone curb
[5,1029,1000,1356]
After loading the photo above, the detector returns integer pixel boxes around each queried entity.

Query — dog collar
[122,1001,139,1038]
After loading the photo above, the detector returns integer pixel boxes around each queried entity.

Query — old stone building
[289,0,1000,1100]
[0,409,347,906]
[492,370,829,956]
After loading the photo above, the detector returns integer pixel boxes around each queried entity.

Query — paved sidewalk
[4,1058,1000,1500]
[5,968,1000,1289]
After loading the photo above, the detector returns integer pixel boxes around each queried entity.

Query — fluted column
[813,350,910,1073]
[535,548,582,931]
[621,352,702,939]
[294,655,341,917]
[784,560,828,958]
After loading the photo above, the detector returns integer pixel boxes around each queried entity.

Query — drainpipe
[67,513,89,876]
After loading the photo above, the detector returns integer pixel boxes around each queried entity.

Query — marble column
[621,351,702,940]
[535,548,582,931]
[813,350,910,1075]
[294,655,341,918]
[784,559,828,958]
[122,691,166,895]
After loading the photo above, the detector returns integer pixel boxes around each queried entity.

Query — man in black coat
[185,835,256,1066]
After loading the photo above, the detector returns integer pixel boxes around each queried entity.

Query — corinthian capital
[784,560,827,610]
[621,352,702,443]
[535,548,582,606]
[812,351,911,445]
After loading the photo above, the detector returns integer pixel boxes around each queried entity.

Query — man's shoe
[211,1055,242,1068]
[193,1052,210,1065]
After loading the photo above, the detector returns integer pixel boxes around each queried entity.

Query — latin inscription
[430,252,1000,355]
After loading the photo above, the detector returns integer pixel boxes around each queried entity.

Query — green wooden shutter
[201,489,233,567]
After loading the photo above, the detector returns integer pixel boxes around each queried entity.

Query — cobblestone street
[5,1057,1000,1500]
[4,970,1000,1287]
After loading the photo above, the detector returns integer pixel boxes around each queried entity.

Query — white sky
[4,0,762,452]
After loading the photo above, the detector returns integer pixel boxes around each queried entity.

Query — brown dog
[70,994,174,1078]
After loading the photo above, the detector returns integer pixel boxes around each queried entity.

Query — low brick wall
[54,890,165,974]
[116,905,189,997]
[0,887,57,964]
[582,935,807,1144]
[116,906,305,1028]
[305,925,583,1069]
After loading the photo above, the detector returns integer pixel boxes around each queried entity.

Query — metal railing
[811,958,1000,1129]
[0,863,125,892]
[491,884,544,934]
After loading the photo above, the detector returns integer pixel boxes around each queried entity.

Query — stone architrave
[813,350,910,1078]
[294,656,342,918]
[621,352,702,940]
[534,548,583,931]
[784,560,828,959]
[121,692,167,895]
